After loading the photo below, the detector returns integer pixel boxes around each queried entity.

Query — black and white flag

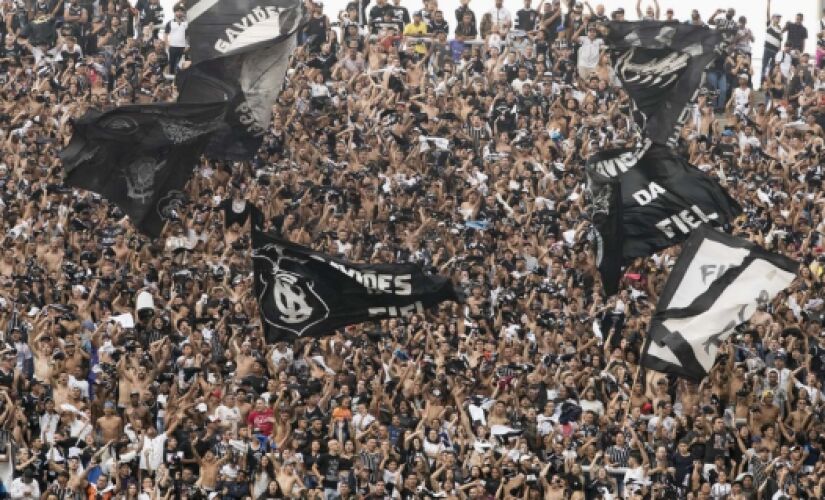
[641,226,797,381]
[606,22,723,146]
[252,230,461,342]
[185,0,302,64]
[61,102,226,237]
[177,0,303,160]
[587,142,741,295]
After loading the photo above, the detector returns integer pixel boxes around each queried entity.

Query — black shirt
[390,5,410,24]
[516,8,539,31]
[785,22,807,51]
[316,453,353,489]
[369,4,391,22]
[455,5,476,27]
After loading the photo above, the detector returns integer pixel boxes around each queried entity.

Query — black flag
[606,22,723,146]
[586,142,741,295]
[61,102,226,237]
[177,0,303,159]
[641,226,796,380]
[252,230,461,342]
[221,198,264,229]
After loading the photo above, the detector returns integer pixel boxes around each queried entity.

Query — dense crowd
[0,0,823,498]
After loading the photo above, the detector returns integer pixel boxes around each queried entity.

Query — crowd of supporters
[0,0,823,498]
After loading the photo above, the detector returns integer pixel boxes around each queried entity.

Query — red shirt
[247,408,274,435]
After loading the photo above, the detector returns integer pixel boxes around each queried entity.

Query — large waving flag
[586,142,741,295]
[605,21,723,146]
[641,226,796,380]
[252,230,461,342]
[61,103,226,237]
[178,0,303,160]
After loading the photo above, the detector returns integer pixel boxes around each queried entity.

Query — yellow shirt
[404,22,429,54]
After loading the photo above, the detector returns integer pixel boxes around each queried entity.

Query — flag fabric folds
[252,230,462,342]
[641,226,797,381]
[61,0,304,237]
[185,0,302,64]
[178,0,303,160]
[605,21,723,146]
[61,102,226,237]
[175,36,296,160]
[586,142,741,295]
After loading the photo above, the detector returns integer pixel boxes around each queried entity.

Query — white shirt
[352,411,375,431]
[647,415,676,434]
[9,478,40,500]
[139,432,167,471]
[214,404,242,429]
[511,77,533,94]
[69,417,91,441]
[165,19,188,47]
[488,7,511,30]
[793,381,825,405]
[711,482,732,499]
[580,399,605,416]
[578,36,604,68]
[775,50,793,78]
[40,412,59,443]
[271,346,294,366]
[733,87,751,109]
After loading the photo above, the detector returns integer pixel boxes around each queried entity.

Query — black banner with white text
[252,230,461,342]
[586,142,741,294]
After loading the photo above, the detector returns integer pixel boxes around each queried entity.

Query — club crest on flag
[123,157,166,204]
[253,244,330,336]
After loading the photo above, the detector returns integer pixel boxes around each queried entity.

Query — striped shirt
[710,482,731,499]
[465,123,492,149]
[765,23,782,51]
[606,444,631,468]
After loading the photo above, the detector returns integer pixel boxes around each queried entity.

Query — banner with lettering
[605,21,723,146]
[177,0,303,159]
[641,226,796,380]
[586,142,741,295]
[252,230,462,342]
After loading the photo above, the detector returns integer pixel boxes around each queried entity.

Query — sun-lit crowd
[0,0,823,498]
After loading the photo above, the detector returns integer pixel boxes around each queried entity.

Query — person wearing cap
[727,74,753,118]
[763,1,784,80]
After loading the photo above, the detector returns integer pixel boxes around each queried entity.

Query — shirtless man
[232,337,257,380]
[750,391,780,437]
[783,399,813,434]
[112,234,131,261]
[68,284,96,323]
[276,460,305,496]
[0,248,16,277]
[124,391,152,428]
[62,340,89,378]
[117,342,168,407]
[52,373,72,408]
[97,401,123,443]
[42,237,65,274]
[29,316,60,383]
[193,448,227,491]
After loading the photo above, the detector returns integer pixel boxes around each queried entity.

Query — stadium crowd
[0,0,823,498]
